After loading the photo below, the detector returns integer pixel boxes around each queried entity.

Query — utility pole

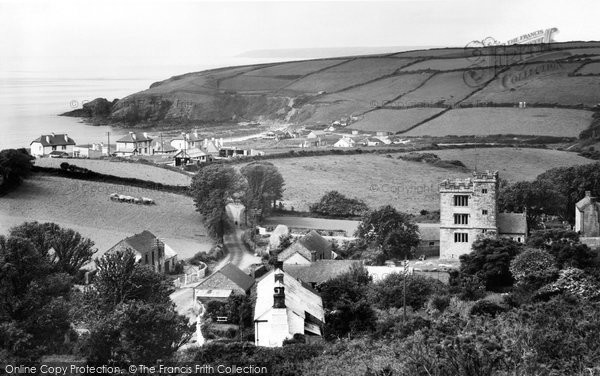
[106,132,110,156]
[403,256,408,323]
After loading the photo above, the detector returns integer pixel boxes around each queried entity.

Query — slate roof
[576,192,598,210]
[105,230,171,262]
[285,260,360,285]
[278,230,332,262]
[116,132,153,143]
[497,213,527,235]
[31,134,76,146]
[196,263,254,292]
[417,223,440,241]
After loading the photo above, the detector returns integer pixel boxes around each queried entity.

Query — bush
[469,300,506,317]
[509,248,558,287]
[371,274,447,310]
[309,191,369,218]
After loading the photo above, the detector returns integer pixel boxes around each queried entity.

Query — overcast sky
[1,0,598,77]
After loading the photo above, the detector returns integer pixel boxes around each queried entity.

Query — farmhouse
[30,133,76,157]
[193,263,254,299]
[277,230,334,265]
[416,223,440,258]
[106,230,178,274]
[439,171,527,259]
[115,132,153,156]
[254,267,325,347]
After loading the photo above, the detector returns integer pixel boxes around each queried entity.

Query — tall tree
[190,164,244,240]
[498,180,565,231]
[240,161,284,220]
[309,190,369,217]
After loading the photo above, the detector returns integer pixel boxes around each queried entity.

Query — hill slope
[72,42,600,137]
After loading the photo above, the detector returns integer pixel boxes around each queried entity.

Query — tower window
[454,214,469,225]
[482,209,488,215]
[482,189,488,194]
[454,232,469,242]
[453,195,469,206]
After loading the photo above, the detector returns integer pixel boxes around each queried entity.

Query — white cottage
[30,133,76,157]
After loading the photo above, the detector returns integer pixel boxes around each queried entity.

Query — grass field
[35,158,192,186]
[392,48,466,58]
[578,62,600,75]
[248,148,592,213]
[244,59,347,77]
[219,75,294,92]
[0,175,209,259]
[390,71,482,106]
[351,108,445,132]
[401,57,477,72]
[403,108,593,137]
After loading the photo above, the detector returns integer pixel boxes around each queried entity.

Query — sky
[0,0,598,78]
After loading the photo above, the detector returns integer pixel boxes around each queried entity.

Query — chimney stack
[143,132,148,139]
[273,270,285,308]
[64,134,68,142]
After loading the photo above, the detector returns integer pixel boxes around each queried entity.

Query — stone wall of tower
[439,171,499,260]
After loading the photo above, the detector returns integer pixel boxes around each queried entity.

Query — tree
[459,237,524,291]
[498,180,565,231]
[190,164,244,240]
[8,222,96,275]
[0,148,34,193]
[526,229,597,269]
[309,191,369,217]
[240,161,284,220]
[509,248,558,287]
[355,206,419,262]
[371,273,447,310]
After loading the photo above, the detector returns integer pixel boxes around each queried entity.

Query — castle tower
[439,171,499,259]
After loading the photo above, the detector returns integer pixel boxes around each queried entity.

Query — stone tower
[439,171,499,259]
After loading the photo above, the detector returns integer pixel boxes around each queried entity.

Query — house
[376,131,393,136]
[105,230,177,274]
[375,136,392,145]
[277,230,334,265]
[285,260,360,289]
[254,266,325,347]
[497,213,527,243]
[333,137,356,148]
[575,191,600,248]
[30,133,76,157]
[170,130,204,150]
[201,138,222,157]
[268,224,290,252]
[307,130,326,139]
[115,132,153,156]
[417,223,440,258]
[193,263,254,298]
[73,143,103,159]
[174,148,208,166]
[151,139,178,155]
[360,137,381,147]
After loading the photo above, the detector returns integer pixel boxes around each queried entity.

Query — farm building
[278,230,334,265]
[497,213,527,243]
[416,223,440,258]
[333,137,356,148]
[115,132,153,156]
[254,267,324,347]
[193,262,255,302]
[307,130,326,139]
[105,230,178,274]
[285,260,360,289]
[575,191,600,248]
[30,133,76,157]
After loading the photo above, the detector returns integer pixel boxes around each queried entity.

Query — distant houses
[30,133,76,157]
[277,230,335,265]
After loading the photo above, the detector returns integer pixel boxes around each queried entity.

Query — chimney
[51,132,55,137]
[203,138,208,148]
[46,136,50,143]
[273,270,285,308]
[143,132,148,139]
[64,134,68,142]
[194,129,199,138]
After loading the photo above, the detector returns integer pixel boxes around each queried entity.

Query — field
[0,175,210,259]
[390,71,483,106]
[401,57,477,72]
[403,108,593,137]
[243,59,346,77]
[392,48,467,58]
[35,158,192,186]
[578,62,600,75]
[350,108,445,132]
[249,148,593,213]
[218,75,294,92]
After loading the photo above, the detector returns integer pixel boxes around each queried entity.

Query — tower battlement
[439,178,474,191]
[472,170,498,180]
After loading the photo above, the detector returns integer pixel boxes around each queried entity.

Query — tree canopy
[309,190,369,218]
[240,161,284,220]
[0,148,34,193]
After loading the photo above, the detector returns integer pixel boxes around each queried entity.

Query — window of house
[482,188,488,194]
[454,232,469,242]
[482,209,488,215]
[454,214,469,225]
[61,145,66,150]
[52,146,57,151]
[145,254,148,264]
[429,241,435,246]
[482,229,487,233]
[453,195,469,206]
[152,251,155,265]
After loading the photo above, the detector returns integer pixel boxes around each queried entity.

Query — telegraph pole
[403,256,408,323]
[106,132,110,156]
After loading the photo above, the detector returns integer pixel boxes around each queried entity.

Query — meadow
[350,108,445,132]
[250,148,593,213]
[0,175,210,259]
[403,107,593,137]
[35,158,192,186]
[578,62,600,75]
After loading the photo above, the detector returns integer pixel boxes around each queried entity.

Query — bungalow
[115,132,153,156]
[193,263,255,303]
[254,266,324,347]
[333,137,356,148]
[278,230,334,265]
[360,137,381,147]
[30,133,76,157]
[106,230,178,274]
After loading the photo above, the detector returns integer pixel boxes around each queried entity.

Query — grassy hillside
[93,42,600,138]
[241,147,593,213]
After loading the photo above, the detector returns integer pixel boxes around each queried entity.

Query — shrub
[469,300,506,317]
[509,248,558,287]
